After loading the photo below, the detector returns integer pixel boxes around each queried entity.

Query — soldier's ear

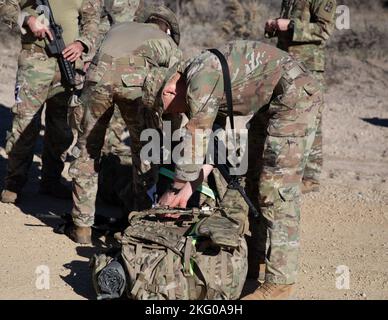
[164,72,182,95]
[163,84,177,97]
[161,81,177,112]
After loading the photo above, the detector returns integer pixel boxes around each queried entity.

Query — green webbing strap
[183,237,198,300]
[159,167,217,200]
[166,250,176,300]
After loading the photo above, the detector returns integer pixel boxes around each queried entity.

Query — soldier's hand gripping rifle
[36,0,76,86]
[264,0,295,38]
[212,134,260,219]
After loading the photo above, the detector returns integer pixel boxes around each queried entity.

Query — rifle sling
[103,0,116,25]
[208,49,234,132]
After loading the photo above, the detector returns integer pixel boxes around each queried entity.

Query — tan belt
[21,43,47,54]
[97,53,147,67]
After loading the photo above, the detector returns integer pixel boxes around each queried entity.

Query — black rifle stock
[212,135,260,219]
[36,0,76,86]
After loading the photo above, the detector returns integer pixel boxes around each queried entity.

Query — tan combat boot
[1,190,18,204]
[241,282,294,300]
[301,180,320,194]
[241,263,266,298]
[258,263,266,283]
[248,263,266,282]
[65,225,92,244]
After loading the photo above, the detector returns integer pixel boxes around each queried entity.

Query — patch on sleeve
[324,1,334,13]
[14,84,22,103]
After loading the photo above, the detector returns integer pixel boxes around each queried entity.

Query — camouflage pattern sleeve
[146,37,183,68]
[16,0,39,35]
[76,0,102,54]
[168,46,183,68]
[114,0,142,22]
[19,0,35,15]
[175,55,224,182]
[292,0,336,43]
[133,0,144,18]
[0,0,20,29]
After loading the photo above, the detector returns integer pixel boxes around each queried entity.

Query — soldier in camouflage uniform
[146,40,323,299]
[265,0,337,192]
[99,0,143,34]
[96,0,143,206]
[243,0,337,285]
[0,0,20,29]
[66,6,182,244]
[0,0,101,204]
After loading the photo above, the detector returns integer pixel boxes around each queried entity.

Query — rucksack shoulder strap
[208,48,234,131]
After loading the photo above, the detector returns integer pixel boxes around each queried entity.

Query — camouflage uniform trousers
[69,55,158,227]
[98,107,134,209]
[0,0,20,29]
[303,71,326,184]
[95,1,141,209]
[245,67,323,284]
[4,48,73,193]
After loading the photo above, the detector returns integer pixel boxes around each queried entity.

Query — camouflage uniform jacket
[99,0,142,34]
[0,0,20,29]
[96,21,181,67]
[175,40,298,182]
[19,0,101,55]
[85,0,142,62]
[276,0,337,71]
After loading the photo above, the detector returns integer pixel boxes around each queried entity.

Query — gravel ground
[0,24,387,300]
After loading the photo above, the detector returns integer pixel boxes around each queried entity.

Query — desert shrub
[222,0,272,40]
[143,0,388,64]
[329,3,388,62]
[144,0,278,57]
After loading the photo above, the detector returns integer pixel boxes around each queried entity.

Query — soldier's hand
[276,19,291,32]
[26,16,53,41]
[159,190,179,207]
[62,41,85,62]
[83,61,92,73]
[159,178,190,208]
[168,182,195,209]
[265,19,277,33]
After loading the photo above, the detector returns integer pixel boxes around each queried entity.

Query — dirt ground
[0,27,387,300]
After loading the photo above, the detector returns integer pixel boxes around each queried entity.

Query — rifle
[212,134,260,219]
[101,0,116,26]
[36,0,76,86]
[264,0,295,39]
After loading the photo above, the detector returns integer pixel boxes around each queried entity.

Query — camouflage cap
[135,5,180,45]
[142,63,181,114]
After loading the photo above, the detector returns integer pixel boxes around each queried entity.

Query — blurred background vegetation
[145,0,388,85]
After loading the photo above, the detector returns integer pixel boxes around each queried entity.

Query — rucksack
[91,193,249,300]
